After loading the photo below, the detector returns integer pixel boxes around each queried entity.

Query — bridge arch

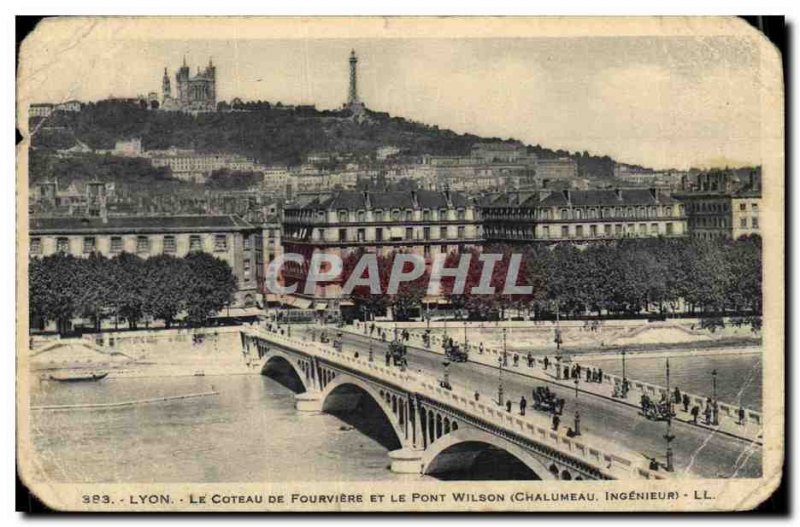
[420,428,557,480]
[259,350,310,393]
[318,375,409,450]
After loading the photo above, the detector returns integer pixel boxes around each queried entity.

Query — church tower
[347,49,359,106]
[162,67,171,100]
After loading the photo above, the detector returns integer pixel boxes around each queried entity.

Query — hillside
[29,100,618,178]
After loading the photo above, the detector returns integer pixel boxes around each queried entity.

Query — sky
[18,18,776,170]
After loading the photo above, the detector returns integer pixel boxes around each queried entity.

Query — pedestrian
[586,368,592,382]
[575,364,581,378]
[704,404,712,425]
[649,458,659,471]
[520,396,527,416]
[513,354,519,367]
[691,405,700,424]
[682,393,690,413]
[506,400,512,413]
[552,414,560,431]
[738,406,745,425]
[673,386,681,404]
[385,351,391,366]
[479,342,484,354]
[527,353,533,367]
[543,356,550,371]
[598,368,604,382]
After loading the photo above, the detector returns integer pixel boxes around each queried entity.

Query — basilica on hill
[160,57,217,112]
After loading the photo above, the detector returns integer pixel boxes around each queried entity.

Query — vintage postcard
[16,16,784,512]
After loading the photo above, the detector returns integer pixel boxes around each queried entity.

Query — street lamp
[497,328,506,406]
[368,341,374,362]
[664,358,675,472]
[554,300,563,379]
[711,369,719,426]
[573,376,581,436]
[621,349,628,398]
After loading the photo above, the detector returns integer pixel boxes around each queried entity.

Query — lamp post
[664,358,675,472]
[554,300,563,379]
[368,341,374,362]
[711,369,719,426]
[497,328,506,406]
[573,376,581,436]
[621,349,628,398]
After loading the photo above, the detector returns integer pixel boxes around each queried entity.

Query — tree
[183,252,237,326]
[142,254,192,328]
[109,252,147,329]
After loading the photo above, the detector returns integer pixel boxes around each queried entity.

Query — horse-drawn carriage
[532,386,565,414]
[389,339,407,366]
[640,395,675,421]
[443,340,468,363]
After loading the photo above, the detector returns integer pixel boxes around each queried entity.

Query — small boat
[48,372,108,383]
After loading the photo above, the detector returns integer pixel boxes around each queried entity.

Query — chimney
[562,189,571,203]
[410,189,418,207]
[363,190,371,209]
[444,184,451,205]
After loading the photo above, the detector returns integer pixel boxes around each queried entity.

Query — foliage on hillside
[31,101,620,177]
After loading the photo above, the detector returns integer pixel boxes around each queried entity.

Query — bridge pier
[389,447,425,474]
[295,392,323,412]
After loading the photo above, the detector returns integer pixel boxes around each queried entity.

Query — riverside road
[296,327,761,479]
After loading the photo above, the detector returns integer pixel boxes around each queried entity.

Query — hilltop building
[161,57,217,112]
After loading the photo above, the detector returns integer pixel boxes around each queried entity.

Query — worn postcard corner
[16,15,783,513]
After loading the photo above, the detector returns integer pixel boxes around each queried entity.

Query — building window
[339,210,348,222]
[111,236,123,254]
[424,245,431,258]
[740,217,748,228]
[458,226,465,239]
[406,227,414,240]
[423,227,430,240]
[457,209,465,220]
[339,229,347,242]
[56,237,70,253]
[639,223,647,234]
[214,234,228,252]
[740,203,746,211]
[590,225,597,237]
[137,236,150,255]
[30,237,41,255]
[542,226,549,239]
[392,210,401,221]
[376,228,384,242]
[163,235,176,254]
[405,210,413,221]
[650,223,659,235]
[357,228,365,242]
[357,210,366,222]
[576,225,584,238]
[561,226,569,238]
[752,216,759,229]
[604,224,612,236]
[243,259,252,281]
[243,235,252,251]
[666,223,674,235]
[423,210,431,221]
[190,235,202,252]
[752,203,759,212]
[83,237,96,254]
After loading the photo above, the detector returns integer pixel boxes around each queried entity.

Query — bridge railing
[244,326,667,480]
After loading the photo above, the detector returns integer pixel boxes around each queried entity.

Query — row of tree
[338,236,761,321]
[29,252,238,335]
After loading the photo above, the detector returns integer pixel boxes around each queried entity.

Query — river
[28,374,410,483]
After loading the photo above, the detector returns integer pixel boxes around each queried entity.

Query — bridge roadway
[300,327,761,479]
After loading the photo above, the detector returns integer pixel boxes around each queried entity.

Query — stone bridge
[241,327,666,481]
